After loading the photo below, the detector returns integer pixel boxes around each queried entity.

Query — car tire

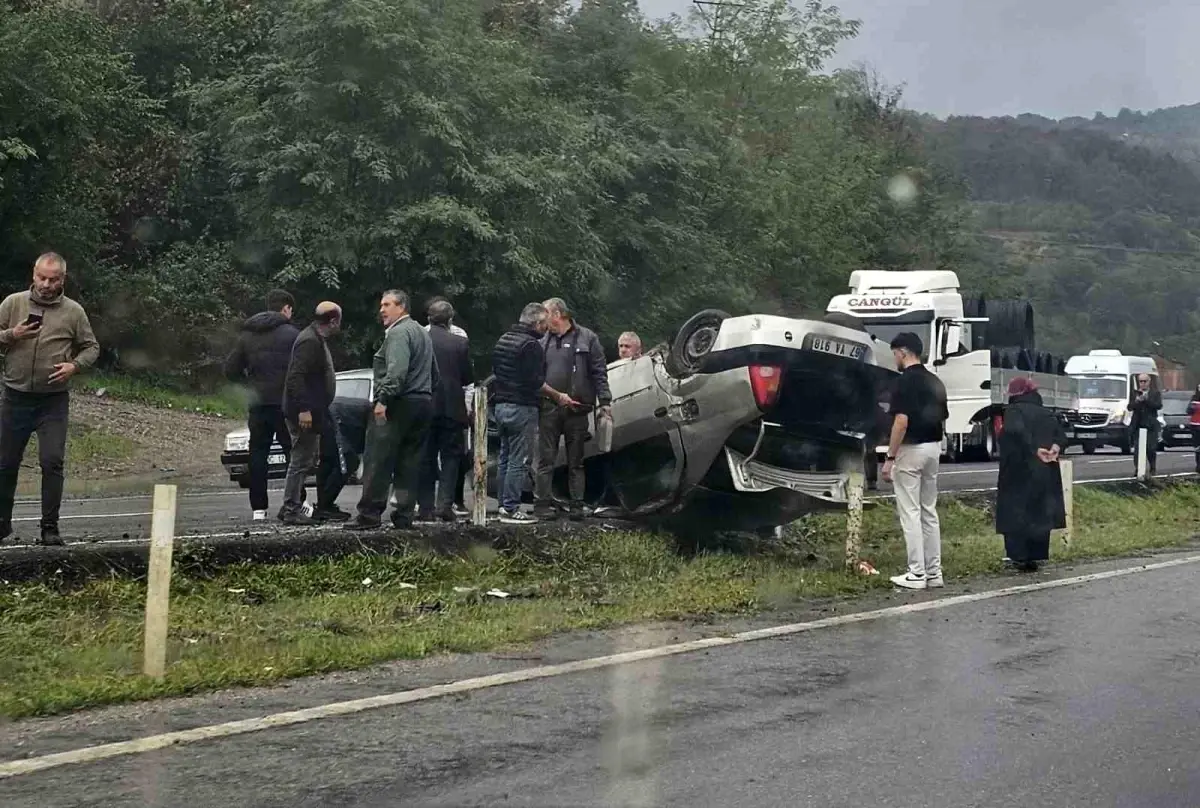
[237,477,250,489]
[664,308,731,378]
[1081,441,1098,455]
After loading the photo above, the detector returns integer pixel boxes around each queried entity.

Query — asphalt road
[2,552,1197,807]
[0,445,1194,547]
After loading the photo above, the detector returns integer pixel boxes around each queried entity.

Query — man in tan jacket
[0,252,100,545]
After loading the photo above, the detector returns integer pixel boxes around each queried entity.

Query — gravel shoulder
[14,391,234,498]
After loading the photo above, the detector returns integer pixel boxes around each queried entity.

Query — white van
[1064,350,1161,454]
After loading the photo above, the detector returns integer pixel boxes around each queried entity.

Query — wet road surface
[2,553,1197,807]
[2,446,1195,548]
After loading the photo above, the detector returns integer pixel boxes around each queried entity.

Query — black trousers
[534,405,589,507]
[247,404,294,511]
[418,417,465,514]
[356,396,433,523]
[0,388,69,530]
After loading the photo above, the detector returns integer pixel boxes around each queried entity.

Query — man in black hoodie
[224,289,302,520]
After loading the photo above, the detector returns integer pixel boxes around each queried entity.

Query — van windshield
[1074,378,1127,399]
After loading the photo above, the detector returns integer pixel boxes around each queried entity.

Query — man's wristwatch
[886,455,896,461]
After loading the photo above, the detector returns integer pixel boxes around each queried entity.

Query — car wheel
[237,477,250,489]
[664,308,731,378]
[1081,441,1097,455]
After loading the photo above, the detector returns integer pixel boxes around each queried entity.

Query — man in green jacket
[0,252,100,545]
[344,289,437,530]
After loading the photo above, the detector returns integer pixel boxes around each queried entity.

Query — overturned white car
[539,309,898,534]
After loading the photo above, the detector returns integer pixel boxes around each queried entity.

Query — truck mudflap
[724,446,850,502]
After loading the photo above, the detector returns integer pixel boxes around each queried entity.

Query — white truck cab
[1064,350,1161,454]
[827,269,1077,462]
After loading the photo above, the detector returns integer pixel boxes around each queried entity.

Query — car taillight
[749,365,783,410]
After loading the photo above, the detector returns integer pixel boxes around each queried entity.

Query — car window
[1161,397,1191,416]
[336,378,371,401]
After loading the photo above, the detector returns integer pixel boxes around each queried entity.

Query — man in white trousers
[881,332,949,590]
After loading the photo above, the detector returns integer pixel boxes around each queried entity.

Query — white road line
[11,512,150,523]
[2,552,1197,780]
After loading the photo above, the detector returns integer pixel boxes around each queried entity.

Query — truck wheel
[1120,440,1133,455]
[237,477,250,489]
[664,309,731,378]
[1081,441,1098,455]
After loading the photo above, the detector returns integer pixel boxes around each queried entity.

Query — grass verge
[2,484,1199,719]
[76,370,247,418]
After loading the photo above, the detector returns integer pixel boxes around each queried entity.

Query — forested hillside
[920,112,1200,377]
[4,0,1199,390]
[0,0,963,385]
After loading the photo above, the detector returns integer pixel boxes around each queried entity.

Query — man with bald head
[279,301,344,524]
[0,252,99,544]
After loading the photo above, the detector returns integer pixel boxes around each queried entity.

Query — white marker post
[473,388,488,526]
[143,484,178,679]
[1136,427,1149,481]
[845,470,865,572]
[1058,459,1074,547]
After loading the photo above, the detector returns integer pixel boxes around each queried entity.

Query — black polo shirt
[891,363,948,444]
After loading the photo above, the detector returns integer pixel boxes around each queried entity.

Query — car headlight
[224,434,250,452]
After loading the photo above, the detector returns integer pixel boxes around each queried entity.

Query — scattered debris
[486,588,510,599]
[398,582,417,589]
[361,577,373,587]
[227,588,246,594]
[453,586,475,594]
[856,560,880,576]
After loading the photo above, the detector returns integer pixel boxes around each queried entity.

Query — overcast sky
[637,0,1200,119]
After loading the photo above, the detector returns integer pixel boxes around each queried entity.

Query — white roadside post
[143,484,178,679]
[1137,427,1149,481]
[845,470,865,572]
[1059,458,1074,547]
[473,387,488,526]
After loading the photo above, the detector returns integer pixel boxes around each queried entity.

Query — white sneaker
[926,575,944,589]
[890,572,927,590]
[252,510,267,521]
[301,501,315,518]
[499,509,538,525]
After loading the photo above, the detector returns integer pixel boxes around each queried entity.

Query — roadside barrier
[472,390,488,527]
[143,484,178,679]
[1136,427,1150,482]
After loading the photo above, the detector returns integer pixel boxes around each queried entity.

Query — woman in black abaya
[996,377,1067,572]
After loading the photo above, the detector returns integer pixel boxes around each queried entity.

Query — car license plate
[268,453,286,465]
[804,334,867,361]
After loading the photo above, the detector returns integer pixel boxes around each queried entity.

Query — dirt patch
[14,391,236,497]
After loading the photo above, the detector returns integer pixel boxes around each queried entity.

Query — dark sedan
[1159,391,1198,450]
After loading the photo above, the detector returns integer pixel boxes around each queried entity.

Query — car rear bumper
[220,450,289,481]
[723,446,850,503]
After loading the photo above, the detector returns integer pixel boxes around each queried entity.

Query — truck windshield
[860,323,932,362]
[1074,378,1127,399]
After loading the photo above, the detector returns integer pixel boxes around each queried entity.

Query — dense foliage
[5,0,1199,387]
[0,0,959,382]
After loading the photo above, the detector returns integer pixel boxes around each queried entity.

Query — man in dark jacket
[1129,373,1162,475]
[279,302,343,525]
[492,302,550,524]
[224,289,302,520]
[345,289,437,531]
[418,299,474,522]
[534,297,612,521]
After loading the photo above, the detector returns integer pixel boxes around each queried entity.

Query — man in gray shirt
[534,297,611,521]
[344,289,437,531]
